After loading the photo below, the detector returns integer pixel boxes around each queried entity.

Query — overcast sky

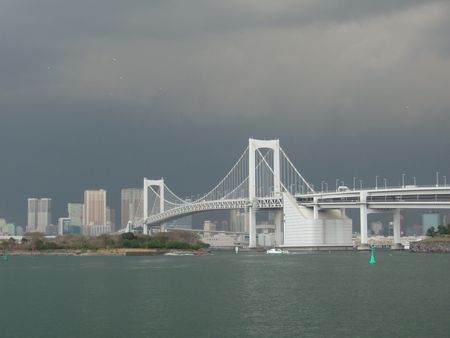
[1,0,449,226]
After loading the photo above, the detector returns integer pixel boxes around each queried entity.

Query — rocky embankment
[410,239,450,253]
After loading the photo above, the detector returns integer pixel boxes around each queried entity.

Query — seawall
[410,239,450,253]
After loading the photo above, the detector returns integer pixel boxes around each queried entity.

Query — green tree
[121,232,136,240]
[1,240,9,251]
[437,225,449,235]
[426,226,437,237]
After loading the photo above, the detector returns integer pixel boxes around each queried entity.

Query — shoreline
[410,238,450,253]
[3,248,178,256]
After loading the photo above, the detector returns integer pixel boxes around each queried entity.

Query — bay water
[1,251,449,337]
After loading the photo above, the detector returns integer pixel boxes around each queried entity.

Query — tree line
[426,224,450,237]
[1,230,209,252]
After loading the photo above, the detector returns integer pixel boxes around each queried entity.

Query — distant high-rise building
[106,207,116,231]
[422,213,440,234]
[229,210,246,233]
[0,218,16,236]
[166,216,192,230]
[121,188,143,228]
[27,198,51,233]
[220,220,229,232]
[83,190,106,228]
[370,221,383,235]
[443,213,450,226]
[87,224,111,237]
[3,223,15,236]
[15,226,24,236]
[0,219,6,229]
[38,198,51,232]
[0,218,15,236]
[58,218,71,236]
[27,198,39,232]
[57,217,81,236]
[203,220,216,232]
[68,203,83,226]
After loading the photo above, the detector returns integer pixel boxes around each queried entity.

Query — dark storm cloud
[0,0,449,226]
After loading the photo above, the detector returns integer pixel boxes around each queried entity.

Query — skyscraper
[68,203,83,226]
[121,188,143,228]
[83,190,106,227]
[229,209,247,233]
[27,198,39,232]
[106,207,116,231]
[27,198,51,233]
[37,198,51,232]
[422,212,440,234]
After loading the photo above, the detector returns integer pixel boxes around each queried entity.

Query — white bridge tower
[248,138,282,248]
[143,178,165,235]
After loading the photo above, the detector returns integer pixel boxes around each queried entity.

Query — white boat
[164,252,195,256]
[266,248,289,255]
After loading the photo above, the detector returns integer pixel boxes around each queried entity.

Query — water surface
[1,251,449,337]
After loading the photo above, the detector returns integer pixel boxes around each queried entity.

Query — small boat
[266,248,289,255]
[164,252,195,256]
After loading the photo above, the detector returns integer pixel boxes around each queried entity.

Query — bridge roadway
[295,185,450,209]
[147,185,450,225]
[296,185,450,249]
[144,196,283,226]
[144,185,450,249]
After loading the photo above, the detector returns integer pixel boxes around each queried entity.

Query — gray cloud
[0,0,449,226]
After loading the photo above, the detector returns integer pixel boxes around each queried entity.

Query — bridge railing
[300,184,450,195]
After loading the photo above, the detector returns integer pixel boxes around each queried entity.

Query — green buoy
[3,255,8,262]
[369,244,376,265]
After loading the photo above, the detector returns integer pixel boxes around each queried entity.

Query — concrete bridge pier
[248,206,257,248]
[313,197,319,220]
[274,210,283,246]
[391,208,404,250]
[358,191,370,250]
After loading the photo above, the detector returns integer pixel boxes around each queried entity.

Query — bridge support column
[358,192,370,250]
[248,206,257,248]
[143,178,165,236]
[313,197,319,220]
[391,209,404,250]
[274,210,283,246]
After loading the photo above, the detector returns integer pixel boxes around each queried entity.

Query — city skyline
[9,168,449,236]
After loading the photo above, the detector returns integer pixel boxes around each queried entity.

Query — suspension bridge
[133,138,450,249]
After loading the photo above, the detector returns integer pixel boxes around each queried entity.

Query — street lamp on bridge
[375,176,379,189]
[412,176,417,186]
[402,173,405,188]
[384,178,387,189]
[436,171,439,187]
